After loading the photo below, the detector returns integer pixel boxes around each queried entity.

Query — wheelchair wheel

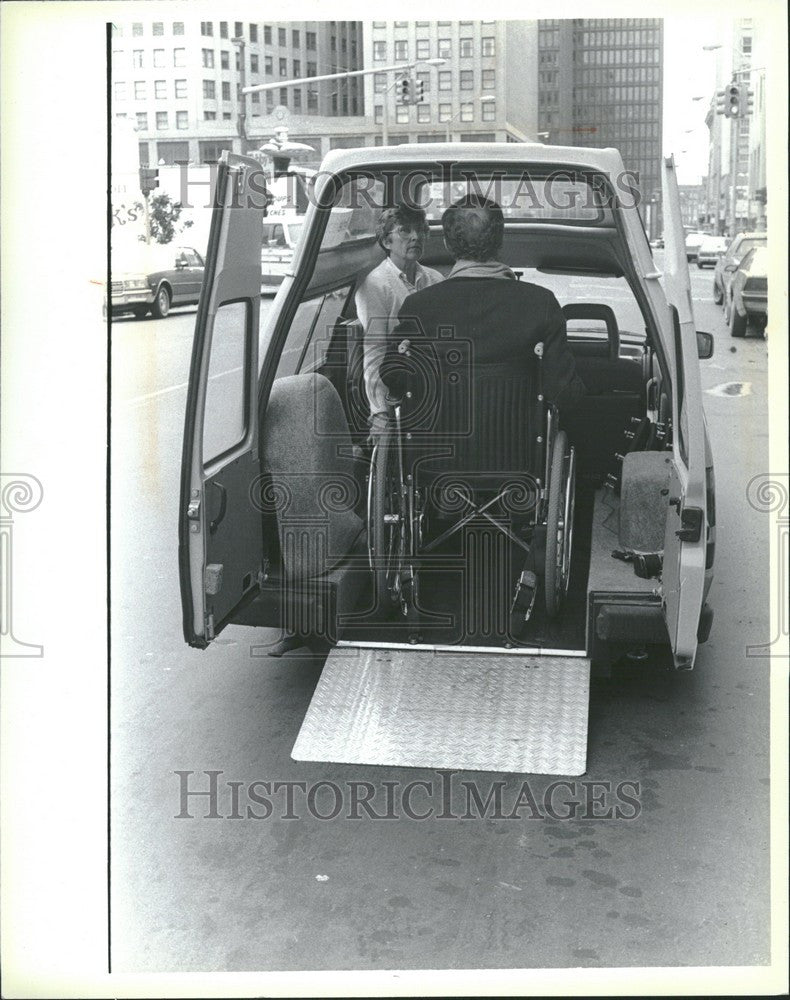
[368,427,408,606]
[544,430,576,617]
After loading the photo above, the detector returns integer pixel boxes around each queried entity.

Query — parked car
[260,215,304,291]
[110,244,205,318]
[180,144,715,680]
[724,245,768,337]
[684,231,707,262]
[713,231,767,305]
[696,236,728,269]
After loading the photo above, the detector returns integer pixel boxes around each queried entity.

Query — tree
[136,193,193,245]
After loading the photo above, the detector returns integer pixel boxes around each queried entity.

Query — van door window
[202,300,249,465]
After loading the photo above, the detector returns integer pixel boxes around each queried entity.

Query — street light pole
[232,37,247,150]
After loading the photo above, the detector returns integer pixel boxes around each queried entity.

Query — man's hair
[442,194,505,262]
[376,205,430,253]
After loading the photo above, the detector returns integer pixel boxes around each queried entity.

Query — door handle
[209,481,227,535]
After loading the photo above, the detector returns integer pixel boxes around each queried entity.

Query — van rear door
[659,155,708,669]
[178,152,269,647]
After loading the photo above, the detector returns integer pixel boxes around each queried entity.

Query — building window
[250,54,258,73]
[265,55,273,74]
[175,79,187,99]
[416,38,430,61]
[154,80,166,99]
[417,104,431,123]
[438,103,452,123]
[438,71,452,91]
[200,22,213,37]
[134,81,146,99]
[293,59,301,76]
[234,22,242,38]
[278,27,286,46]
[394,40,408,60]
[293,89,302,110]
[173,21,184,35]
[416,71,430,94]
[249,24,258,42]
[374,105,383,124]
[219,21,228,39]
[264,25,272,43]
[482,69,495,90]
[136,112,148,130]
[205,110,216,120]
[460,37,474,58]
[203,79,215,99]
[292,29,300,47]
[481,99,496,121]
[176,111,188,129]
[132,22,143,37]
[251,91,260,104]
[481,36,495,57]
[222,81,231,101]
[438,38,451,59]
[395,105,409,124]
[460,102,474,121]
[306,31,316,49]
[173,48,185,67]
[460,70,473,90]
[156,112,168,130]
[374,72,387,93]
[307,91,317,111]
[132,50,143,68]
[373,21,386,28]
[113,81,125,101]
[202,49,214,68]
[222,112,231,120]
[373,41,386,61]
[152,21,164,36]
[307,62,316,76]
[280,87,287,104]
[221,51,229,70]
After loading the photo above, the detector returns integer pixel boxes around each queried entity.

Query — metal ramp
[291,645,591,776]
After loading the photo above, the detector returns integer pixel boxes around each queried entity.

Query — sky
[662,14,731,185]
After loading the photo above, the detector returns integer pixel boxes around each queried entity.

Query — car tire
[713,281,723,305]
[729,302,747,338]
[151,285,171,319]
[132,306,149,320]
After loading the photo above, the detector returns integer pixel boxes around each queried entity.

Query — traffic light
[745,89,755,116]
[725,82,741,118]
[715,90,726,115]
[139,166,159,195]
[414,78,425,103]
[398,75,411,104]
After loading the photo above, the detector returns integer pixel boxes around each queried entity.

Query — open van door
[660,155,708,669]
[179,152,269,647]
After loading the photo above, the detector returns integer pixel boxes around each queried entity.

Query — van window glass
[298,287,351,373]
[203,300,248,464]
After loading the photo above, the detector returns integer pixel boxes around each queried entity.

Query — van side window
[270,286,351,381]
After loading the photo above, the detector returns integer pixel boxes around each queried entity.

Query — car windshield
[736,237,766,258]
[745,247,768,272]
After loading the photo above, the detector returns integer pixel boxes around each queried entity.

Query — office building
[537,18,663,233]
[111,18,364,167]
[703,17,766,235]
[361,20,538,144]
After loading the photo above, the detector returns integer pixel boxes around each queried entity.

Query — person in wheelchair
[354,205,443,444]
[372,194,585,630]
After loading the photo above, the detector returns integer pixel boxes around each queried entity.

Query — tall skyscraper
[537,18,663,221]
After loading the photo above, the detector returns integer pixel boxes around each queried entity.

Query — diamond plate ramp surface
[291,647,590,776]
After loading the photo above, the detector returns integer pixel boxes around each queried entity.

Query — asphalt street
[110,257,772,972]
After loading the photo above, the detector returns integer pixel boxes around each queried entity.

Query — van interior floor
[341,480,598,651]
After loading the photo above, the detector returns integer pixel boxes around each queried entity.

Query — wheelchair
[366,333,576,636]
